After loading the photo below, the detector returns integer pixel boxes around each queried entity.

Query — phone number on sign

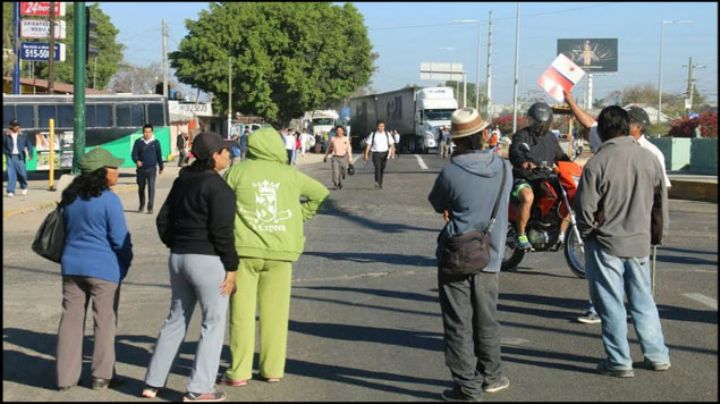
[23,48,53,59]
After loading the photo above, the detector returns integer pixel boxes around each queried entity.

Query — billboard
[20,2,66,17]
[21,19,67,39]
[20,42,66,62]
[557,38,618,73]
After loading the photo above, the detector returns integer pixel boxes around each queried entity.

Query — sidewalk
[2,152,328,218]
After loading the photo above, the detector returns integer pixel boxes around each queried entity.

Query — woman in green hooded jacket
[220,127,329,386]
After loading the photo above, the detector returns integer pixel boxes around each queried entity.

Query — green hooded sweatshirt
[224,127,329,262]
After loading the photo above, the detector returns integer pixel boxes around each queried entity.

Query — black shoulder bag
[439,161,507,276]
[32,203,66,263]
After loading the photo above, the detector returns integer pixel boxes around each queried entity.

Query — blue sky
[101,2,718,106]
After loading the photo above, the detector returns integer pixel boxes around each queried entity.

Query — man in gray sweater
[428,108,513,401]
[575,106,670,378]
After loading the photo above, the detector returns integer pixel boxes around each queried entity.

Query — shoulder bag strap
[485,160,507,233]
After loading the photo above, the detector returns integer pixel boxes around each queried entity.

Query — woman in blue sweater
[56,148,133,391]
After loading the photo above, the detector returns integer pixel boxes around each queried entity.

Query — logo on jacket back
[240,180,292,232]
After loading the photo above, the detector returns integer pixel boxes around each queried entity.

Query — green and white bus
[3,94,170,171]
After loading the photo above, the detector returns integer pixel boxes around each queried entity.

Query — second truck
[348,86,458,153]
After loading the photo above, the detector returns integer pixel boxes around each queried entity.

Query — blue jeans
[145,254,229,394]
[5,154,28,194]
[585,238,669,369]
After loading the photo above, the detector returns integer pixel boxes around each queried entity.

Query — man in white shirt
[363,120,395,189]
[282,128,295,165]
[563,90,671,188]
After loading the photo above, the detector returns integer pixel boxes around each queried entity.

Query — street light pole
[475,22,481,109]
[512,2,520,134]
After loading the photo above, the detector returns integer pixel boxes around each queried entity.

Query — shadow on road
[318,198,437,234]
[655,254,717,266]
[303,251,436,267]
[295,285,438,303]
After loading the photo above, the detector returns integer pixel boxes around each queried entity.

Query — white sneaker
[6,192,14,197]
[20,189,27,195]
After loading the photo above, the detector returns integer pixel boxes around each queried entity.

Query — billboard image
[557,38,618,73]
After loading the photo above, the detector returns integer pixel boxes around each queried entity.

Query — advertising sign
[557,38,618,73]
[537,54,586,102]
[420,62,465,81]
[20,42,66,62]
[20,2,66,17]
[21,19,67,39]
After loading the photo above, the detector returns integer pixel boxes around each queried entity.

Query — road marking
[683,293,718,310]
[414,154,428,170]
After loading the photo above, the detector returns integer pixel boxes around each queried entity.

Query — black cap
[191,132,226,160]
[625,106,651,127]
[9,119,20,128]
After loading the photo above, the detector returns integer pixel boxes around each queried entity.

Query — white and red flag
[537,54,586,102]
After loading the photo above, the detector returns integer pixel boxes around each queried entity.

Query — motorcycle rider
[509,102,571,251]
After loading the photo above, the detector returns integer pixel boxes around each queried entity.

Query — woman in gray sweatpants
[143,132,239,402]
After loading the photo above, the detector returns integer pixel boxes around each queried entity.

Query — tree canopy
[2,3,124,90]
[169,2,374,126]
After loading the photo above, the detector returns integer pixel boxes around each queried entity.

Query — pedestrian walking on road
[143,132,238,402]
[428,108,512,402]
[575,106,670,378]
[3,119,34,197]
[221,127,329,387]
[177,132,189,167]
[131,124,164,214]
[323,125,353,190]
[393,129,401,157]
[363,120,395,189]
[282,129,295,165]
[56,147,133,392]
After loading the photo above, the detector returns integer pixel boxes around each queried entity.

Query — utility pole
[228,57,232,138]
[13,2,20,94]
[93,56,97,89]
[683,56,706,114]
[48,2,56,94]
[512,2,520,133]
[162,19,168,99]
[485,10,493,118]
[474,22,481,109]
[72,3,87,175]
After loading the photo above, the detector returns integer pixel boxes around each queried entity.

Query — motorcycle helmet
[527,102,554,136]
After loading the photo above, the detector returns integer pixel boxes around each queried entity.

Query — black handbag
[439,162,506,277]
[32,203,66,263]
[347,163,355,176]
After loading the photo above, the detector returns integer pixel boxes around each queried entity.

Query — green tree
[169,2,373,126]
[3,3,124,90]
[3,3,14,78]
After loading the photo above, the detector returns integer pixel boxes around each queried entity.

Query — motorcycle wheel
[564,224,586,278]
[501,223,525,271]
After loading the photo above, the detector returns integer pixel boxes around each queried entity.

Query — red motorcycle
[501,159,586,278]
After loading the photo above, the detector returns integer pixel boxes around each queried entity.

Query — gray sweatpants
[144,253,229,394]
[331,155,349,186]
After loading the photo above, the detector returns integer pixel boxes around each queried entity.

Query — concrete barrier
[690,138,718,175]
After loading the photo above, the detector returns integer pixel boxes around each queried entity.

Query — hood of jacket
[247,127,287,164]
[450,149,504,177]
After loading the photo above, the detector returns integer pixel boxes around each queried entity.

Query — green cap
[79,147,124,174]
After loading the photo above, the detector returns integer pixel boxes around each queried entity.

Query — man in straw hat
[428,108,513,401]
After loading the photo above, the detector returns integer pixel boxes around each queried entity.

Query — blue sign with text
[20,42,64,61]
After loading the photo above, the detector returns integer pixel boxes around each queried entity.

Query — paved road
[2,152,717,401]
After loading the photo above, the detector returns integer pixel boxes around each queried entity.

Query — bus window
[3,105,13,122]
[95,104,112,127]
[147,103,165,126]
[117,105,131,127]
[39,105,57,128]
[58,105,74,128]
[86,105,96,127]
[16,105,35,128]
[131,104,144,127]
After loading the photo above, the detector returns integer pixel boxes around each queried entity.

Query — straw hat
[450,108,490,139]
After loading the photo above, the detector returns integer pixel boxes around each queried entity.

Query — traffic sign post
[20,42,65,61]
[20,19,66,39]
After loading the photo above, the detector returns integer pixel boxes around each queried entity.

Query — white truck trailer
[348,86,457,153]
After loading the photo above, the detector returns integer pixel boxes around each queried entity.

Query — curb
[3,184,138,219]
[668,181,717,203]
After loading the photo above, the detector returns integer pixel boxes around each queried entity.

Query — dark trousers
[372,151,389,186]
[56,276,121,388]
[137,168,157,211]
[286,149,293,165]
[438,271,503,399]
